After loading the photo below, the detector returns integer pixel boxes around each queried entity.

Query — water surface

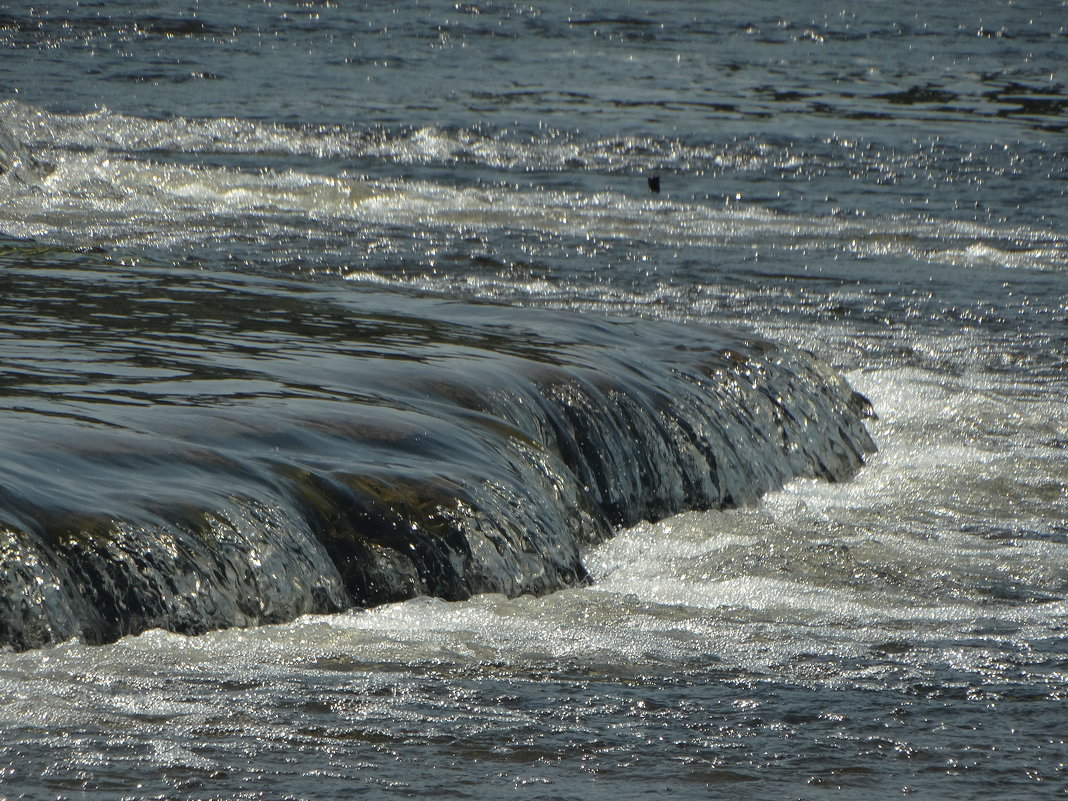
[0,1,1066,798]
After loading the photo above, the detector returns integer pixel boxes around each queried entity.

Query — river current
[0,2,1066,799]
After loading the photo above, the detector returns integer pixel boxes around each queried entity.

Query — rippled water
[1,1,1066,799]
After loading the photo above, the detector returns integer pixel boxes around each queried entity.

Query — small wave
[2,100,1064,277]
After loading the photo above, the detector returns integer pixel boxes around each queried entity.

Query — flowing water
[0,1,1066,799]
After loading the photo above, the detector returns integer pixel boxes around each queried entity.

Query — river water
[0,2,1066,799]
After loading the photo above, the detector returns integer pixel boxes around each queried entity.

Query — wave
[0,256,876,650]
[1,101,1064,273]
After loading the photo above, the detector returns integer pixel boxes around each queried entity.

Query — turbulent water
[0,1,1066,799]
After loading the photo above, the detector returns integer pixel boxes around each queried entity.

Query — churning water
[0,1,1066,799]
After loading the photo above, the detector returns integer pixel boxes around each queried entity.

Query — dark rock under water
[0,251,875,651]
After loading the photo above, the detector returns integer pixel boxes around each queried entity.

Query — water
[0,1,1066,798]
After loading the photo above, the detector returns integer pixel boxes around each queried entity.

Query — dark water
[0,1,1066,799]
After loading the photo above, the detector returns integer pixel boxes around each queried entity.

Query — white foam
[3,102,1065,272]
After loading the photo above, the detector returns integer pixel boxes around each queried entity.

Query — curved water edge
[0,251,875,650]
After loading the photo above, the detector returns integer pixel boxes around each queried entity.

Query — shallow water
[1,1,1066,798]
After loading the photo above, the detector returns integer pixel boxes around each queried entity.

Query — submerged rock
[0,265,875,650]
